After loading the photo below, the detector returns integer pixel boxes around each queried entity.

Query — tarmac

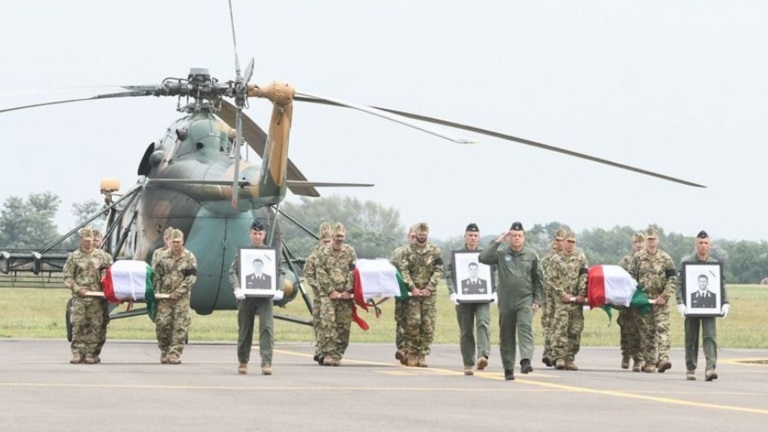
[1,339,766,432]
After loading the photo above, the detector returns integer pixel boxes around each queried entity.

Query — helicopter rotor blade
[231,109,242,209]
[219,100,320,197]
[243,58,255,85]
[0,87,163,114]
[294,95,706,188]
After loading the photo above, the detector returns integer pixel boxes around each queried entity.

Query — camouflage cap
[415,222,429,234]
[510,221,524,231]
[632,232,645,243]
[332,223,346,236]
[564,230,576,241]
[163,226,175,240]
[465,223,479,233]
[696,230,709,239]
[554,227,567,241]
[318,222,332,239]
[169,228,184,241]
[408,224,418,234]
[644,226,659,239]
[78,227,94,240]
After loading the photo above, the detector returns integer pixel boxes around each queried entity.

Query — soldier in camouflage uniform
[63,228,113,364]
[547,230,588,371]
[153,229,198,365]
[617,232,645,371]
[540,227,567,367]
[91,229,113,363]
[229,220,279,375]
[303,222,332,365]
[445,223,492,376]
[628,226,676,373]
[390,224,417,364]
[151,227,175,267]
[313,223,357,366]
[397,222,443,368]
[676,230,730,381]
[478,222,543,381]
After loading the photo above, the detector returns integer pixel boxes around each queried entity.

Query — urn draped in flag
[101,260,159,320]
[587,265,652,318]
[352,259,409,330]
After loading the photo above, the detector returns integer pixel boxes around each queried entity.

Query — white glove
[491,292,498,303]
[721,303,730,318]
[677,304,686,317]
[234,289,246,300]
[449,293,459,305]
[273,290,284,301]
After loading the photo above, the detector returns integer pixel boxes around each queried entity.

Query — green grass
[1,284,766,348]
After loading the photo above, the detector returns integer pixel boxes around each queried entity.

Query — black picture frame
[452,250,494,303]
[239,246,278,297]
[682,262,724,318]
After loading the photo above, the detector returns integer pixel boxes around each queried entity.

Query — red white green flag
[101,260,157,320]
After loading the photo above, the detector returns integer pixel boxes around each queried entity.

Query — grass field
[1,284,766,348]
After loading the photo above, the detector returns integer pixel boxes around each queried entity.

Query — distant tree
[0,192,61,248]
[72,199,106,230]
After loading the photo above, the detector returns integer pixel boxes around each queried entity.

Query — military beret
[250,220,265,231]
[332,223,346,236]
[696,230,709,239]
[644,226,659,239]
[632,232,646,243]
[510,221,524,231]
[554,227,567,241]
[163,226,175,240]
[169,229,184,241]
[415,222,429,233]
[465,223,479,233]
[78,227,94,240]
[318,222,332,239]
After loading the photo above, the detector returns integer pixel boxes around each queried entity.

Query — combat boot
[464,366,474,376]
[632,359,643,372]
[542,356,553,367]
[331,358,341,367]
[621,355,630,370]
[686,370,696,381]
[477,356,488,370]
[657,359,672,373]
[70,354,83,364]
[520,359,533,374]
[238,363,248,375]
[323,356,334,366]
[504,369,515,381]
[417,354,428,368]
[395,349,405,362]
[94,355,101,364]
[406,354,418,367]
[261,365,273,375]
[643,363,656,373]
[168,356,181,365]
[555,359,566,370]
[83,355,97,365]
[565,361,578,371]
[705,369,718,381]
[160,352,169,364]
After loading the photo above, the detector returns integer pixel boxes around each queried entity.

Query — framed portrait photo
[452,250,494,303]
[682,262,724,317]
[239,247,279,297]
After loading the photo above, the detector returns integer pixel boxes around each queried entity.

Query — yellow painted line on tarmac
[720,357,768,366]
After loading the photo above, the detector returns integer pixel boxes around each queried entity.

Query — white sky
[2,0,767,241]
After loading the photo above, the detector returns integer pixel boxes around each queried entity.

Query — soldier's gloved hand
[491,292,498,303]
[677,304,686,317]
[234,289,246,300]
[721,303,730,318]
[273,290,284,301]
[449,293,459,305]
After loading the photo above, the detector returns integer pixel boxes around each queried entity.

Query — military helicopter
[0,1,705,332]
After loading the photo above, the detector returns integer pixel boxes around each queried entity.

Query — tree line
[2,193,767,283]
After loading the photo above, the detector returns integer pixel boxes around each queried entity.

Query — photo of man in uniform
[460,262,488,295]
[245,257,272,290]
[690,274,716,308]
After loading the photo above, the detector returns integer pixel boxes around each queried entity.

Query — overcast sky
[2,0,767,242]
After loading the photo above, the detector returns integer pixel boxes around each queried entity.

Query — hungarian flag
[587,265,652,321]
[351,259,409,330]
[101,260,157,321]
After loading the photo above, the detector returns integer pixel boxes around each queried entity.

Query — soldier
[390,224,417,364]
[229,220,281,375]
[547,230,588,371]
[618,232,646,371]
[445,223,492,376]
[314,223,357,366]
[397,222,443,368]
[91,229,113,363]
[151,227,175,267]
[302,222,332,365]
[676,230,730,381]
[478,222,543,381]
[153,229,197,365]
[628,226,676,373]
[63,227,113,364]
[540,227,567,368]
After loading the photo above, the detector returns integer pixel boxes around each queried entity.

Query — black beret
[696,230,709,239]
[250,220,265,231]
[510,221,524,231]
[465,223,479,232]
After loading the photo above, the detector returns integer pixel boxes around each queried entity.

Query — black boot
[504,369,515,381]
[520,359,533,374]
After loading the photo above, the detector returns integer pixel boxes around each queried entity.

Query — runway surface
[1,339,766,431]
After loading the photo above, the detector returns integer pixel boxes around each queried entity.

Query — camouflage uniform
[478,224,543,374]
[397,223,443,366]
[446,245,490,369]
[618,240,643,369]
[153,230,198,363]
[540,227,566,366]
[547,243,588,368]
[628,228,676,372]
[92,243,113,361]
[303,223,332,361]
[313,224,358,364]
[63,228,113,363]
[390,238,414,359]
